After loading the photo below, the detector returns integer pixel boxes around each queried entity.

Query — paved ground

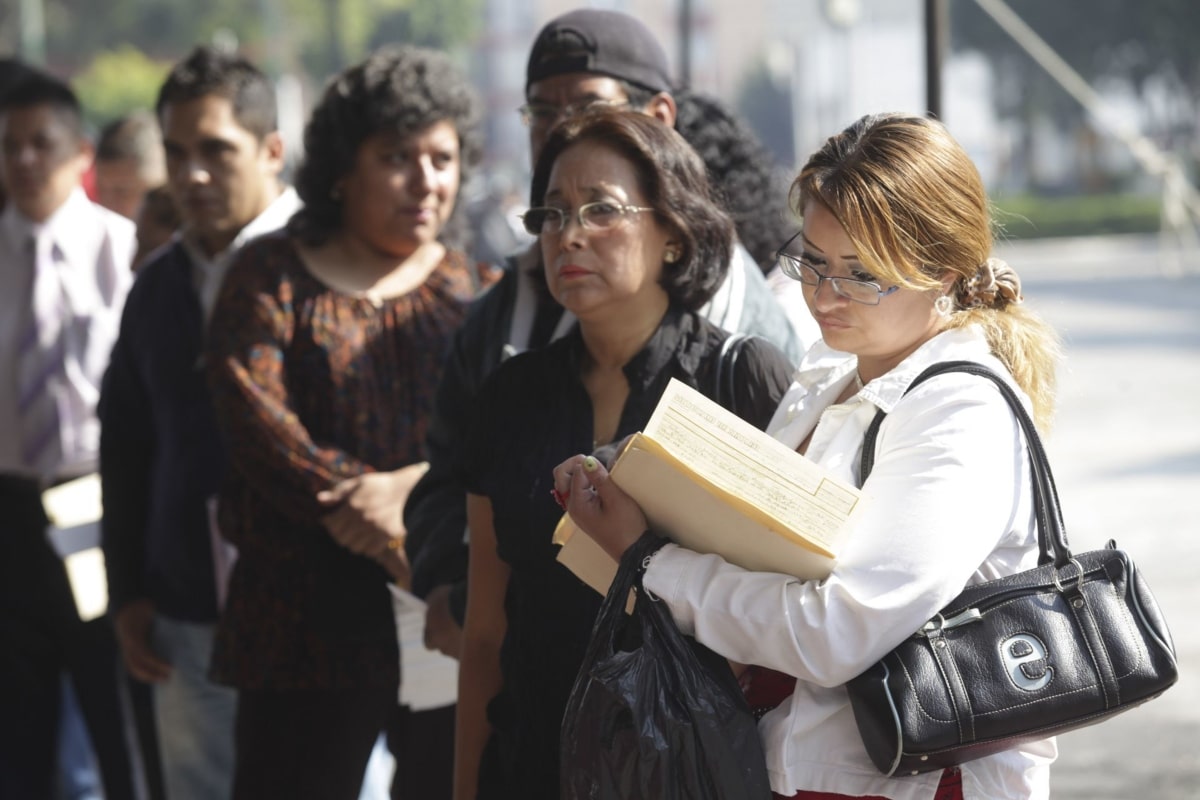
[995,234,1200,797]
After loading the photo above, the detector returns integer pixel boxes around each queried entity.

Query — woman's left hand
[552,454,648,562]
[318,462,429,557]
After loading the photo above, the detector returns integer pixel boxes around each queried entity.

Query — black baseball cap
[526,9,674,95]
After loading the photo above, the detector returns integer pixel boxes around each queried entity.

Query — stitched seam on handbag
[894,656,957,724]
[1070,598,1117,707]
[909,705,1131,756]
[894,663,1127,726]
[971,683,1104,716]
[937,638,975,742]
[1101,560,1148,680]
[964,584,1143,683]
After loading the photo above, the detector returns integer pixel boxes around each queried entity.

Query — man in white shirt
[99,45,300,800]
[0,70,137,800]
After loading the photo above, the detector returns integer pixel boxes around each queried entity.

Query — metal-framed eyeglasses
[775,232,899,306]
[521,202,655,236]
[517,98,630,128]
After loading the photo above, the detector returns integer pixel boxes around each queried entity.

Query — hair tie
[961,257,1021,309]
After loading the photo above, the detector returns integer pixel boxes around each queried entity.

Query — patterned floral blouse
[206,231,498,691]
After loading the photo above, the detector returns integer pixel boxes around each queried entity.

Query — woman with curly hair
[206,46,497,800]
[673,90,820,351]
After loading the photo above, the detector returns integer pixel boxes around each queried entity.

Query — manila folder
[556,378,863,594]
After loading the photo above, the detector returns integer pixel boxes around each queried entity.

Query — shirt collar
[182,185,303,270]
[793,325,997,414]
[2,187,98,265]
[562,306,704,394]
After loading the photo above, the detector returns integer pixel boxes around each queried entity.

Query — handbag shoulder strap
[713,332,752,414]
[859,360,1071,568]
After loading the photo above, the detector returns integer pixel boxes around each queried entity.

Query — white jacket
[643,326,1056,799]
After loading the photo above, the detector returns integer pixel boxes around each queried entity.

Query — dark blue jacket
[99,241,224,622]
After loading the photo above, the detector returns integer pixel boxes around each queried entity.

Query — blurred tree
[72,45,169,129]
[30,0,481,86]
[954,0,1200,105]
[952,0,1200,189]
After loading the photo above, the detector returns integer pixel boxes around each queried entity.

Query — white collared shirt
[644,326,1056,799]
[182,186,302,324]
[0,188,135,479]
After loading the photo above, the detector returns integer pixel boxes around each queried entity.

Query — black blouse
[459,306,794,799]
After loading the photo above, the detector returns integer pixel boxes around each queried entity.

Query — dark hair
[0,58,37,104]
[0,71,84,139]
[96,110,165,180]
[673,90,792,273]
[530,108,732,311]
[155,46,276,138]
[288,46,482,247]
[97,110,158,160]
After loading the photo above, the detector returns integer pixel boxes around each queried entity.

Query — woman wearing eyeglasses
[555,112,1063,799]
[453,109,793,800]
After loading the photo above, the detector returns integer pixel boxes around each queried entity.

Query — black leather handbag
[846,361,1178,777]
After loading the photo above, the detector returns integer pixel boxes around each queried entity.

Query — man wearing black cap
[404,6,800,676]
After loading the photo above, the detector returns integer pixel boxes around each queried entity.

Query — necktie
[16,233,65,478]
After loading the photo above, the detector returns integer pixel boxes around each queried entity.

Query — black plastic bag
[561,534,773,799]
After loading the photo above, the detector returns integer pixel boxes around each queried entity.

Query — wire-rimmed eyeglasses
[521,202,655,236]
[775,232,899,306]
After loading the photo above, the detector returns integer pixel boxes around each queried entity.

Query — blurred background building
[3,0,1198,249]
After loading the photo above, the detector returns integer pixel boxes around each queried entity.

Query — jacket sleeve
[643,375,1035,687]
[206,243,367,525]
[99,286,153,612]
[405,272,513,608]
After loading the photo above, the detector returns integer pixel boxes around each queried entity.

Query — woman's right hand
[552,454,648,562]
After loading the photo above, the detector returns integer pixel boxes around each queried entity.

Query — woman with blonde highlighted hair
[555,112,1063,799]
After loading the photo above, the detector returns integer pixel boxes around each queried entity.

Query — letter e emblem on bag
[1000,634,1052,691]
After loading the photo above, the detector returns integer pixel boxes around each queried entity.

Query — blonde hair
[791,113,1062,430]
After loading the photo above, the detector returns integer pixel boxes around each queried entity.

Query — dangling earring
[934,294,954,318]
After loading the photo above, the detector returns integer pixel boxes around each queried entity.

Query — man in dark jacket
[99,45,299,800]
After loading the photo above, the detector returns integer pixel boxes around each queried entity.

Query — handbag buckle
[1051,558,1085,593]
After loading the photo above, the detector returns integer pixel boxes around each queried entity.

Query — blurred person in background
[673,90,820,351]
[0,70,137,800]
[0,57,37,212]
[93,109,166,222]
[132,185,182,270]
[205,45,497,800]
[92,106,173,800]
[405,4,803,672]
[100,44,299,800]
